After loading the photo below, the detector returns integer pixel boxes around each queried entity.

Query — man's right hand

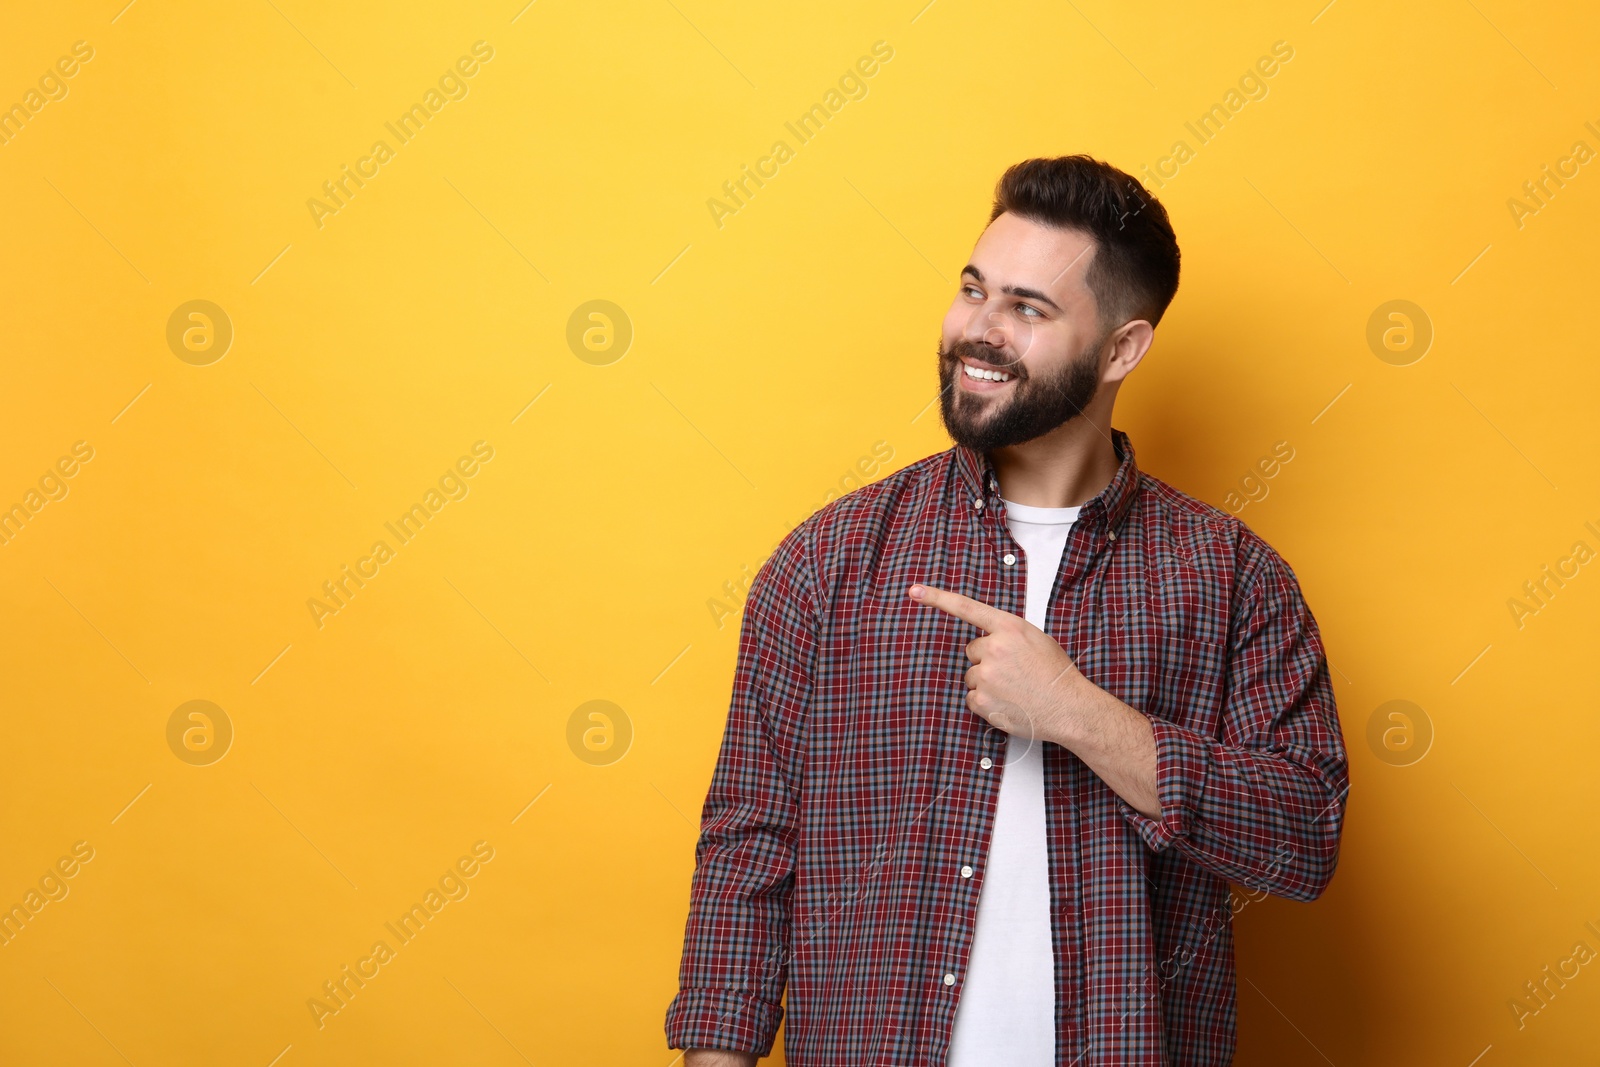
[684,1049,758,1067]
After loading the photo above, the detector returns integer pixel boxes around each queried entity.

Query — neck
[988,414,1119,509]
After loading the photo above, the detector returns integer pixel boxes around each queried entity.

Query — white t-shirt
[947,497,1082,1066]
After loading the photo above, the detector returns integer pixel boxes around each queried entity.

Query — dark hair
[988,155,1181,329]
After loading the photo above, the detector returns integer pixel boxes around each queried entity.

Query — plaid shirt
[665,428,1349,1066]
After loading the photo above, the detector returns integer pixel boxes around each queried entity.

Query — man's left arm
[1072,544,1350,901]
[912,540,1350,902]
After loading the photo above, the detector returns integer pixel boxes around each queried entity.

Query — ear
[1102,318,1155,384]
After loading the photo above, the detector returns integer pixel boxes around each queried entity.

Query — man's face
[938,212,1113,453]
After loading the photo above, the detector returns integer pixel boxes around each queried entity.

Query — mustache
[942,340,1027,378]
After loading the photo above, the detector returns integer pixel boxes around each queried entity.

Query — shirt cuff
[665,987,783,1055]
[1118,714,1209,853]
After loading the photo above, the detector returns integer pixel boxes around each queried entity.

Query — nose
[959,303,1028,370]
[961,302,1008,349]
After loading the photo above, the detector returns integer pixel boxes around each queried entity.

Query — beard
[937,333,1106,453]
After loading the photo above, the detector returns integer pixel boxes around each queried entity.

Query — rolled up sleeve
[1120,534,1349,901]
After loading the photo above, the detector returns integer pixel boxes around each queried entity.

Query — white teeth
[963,363,1013,382]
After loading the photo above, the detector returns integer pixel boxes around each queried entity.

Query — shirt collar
[953,427,1141,534]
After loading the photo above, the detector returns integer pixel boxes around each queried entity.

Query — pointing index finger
[909,584,1002,633]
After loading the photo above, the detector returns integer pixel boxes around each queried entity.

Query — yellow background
[2,0,1596,1063]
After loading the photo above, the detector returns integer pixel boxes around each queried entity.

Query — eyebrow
[959,265,1063,313]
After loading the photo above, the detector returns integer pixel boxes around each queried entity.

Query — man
[665,155,1349,1066]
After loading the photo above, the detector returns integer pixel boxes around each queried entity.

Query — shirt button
[960,865,974,878]
[1108,529,1118,541]
[973,498,985,511]
[979,757,993,770]
[1002,553,1016,566]
[943,973,956,986]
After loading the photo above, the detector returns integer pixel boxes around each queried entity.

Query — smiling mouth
[956,359,1019,391]
[963,362,1014,382]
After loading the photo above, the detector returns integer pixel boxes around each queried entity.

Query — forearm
[1046,675,1161,817]
[685,1049,758,1067]
[1059,681,1346,899]
[1043,674,1343,895]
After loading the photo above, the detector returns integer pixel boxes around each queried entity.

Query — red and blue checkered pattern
[666,428,1349,1066]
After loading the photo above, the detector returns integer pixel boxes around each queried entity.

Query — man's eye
[962,286,983,299]
[1018,304,1041,318]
